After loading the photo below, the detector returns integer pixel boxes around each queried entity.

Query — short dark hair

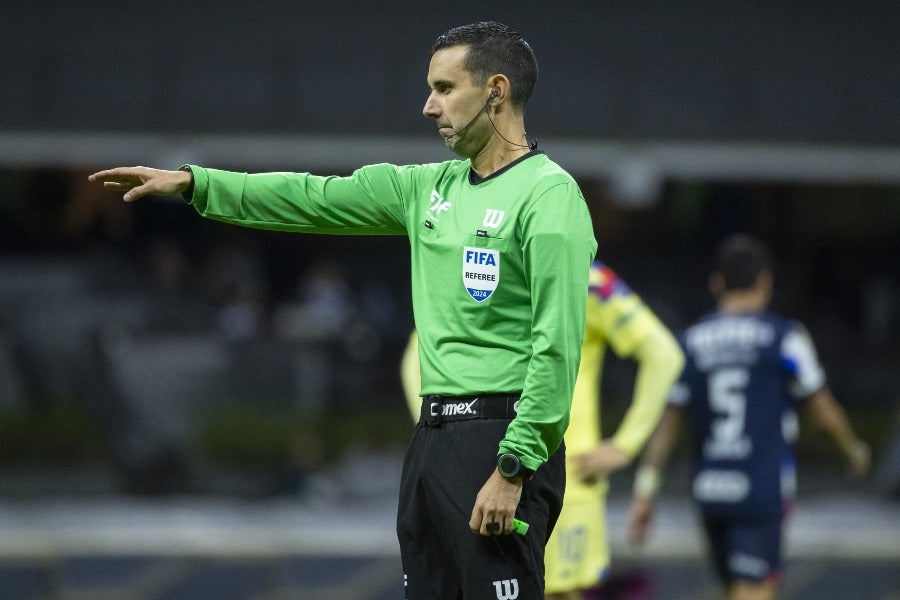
[713,234,772,291]
[432,21,538,108]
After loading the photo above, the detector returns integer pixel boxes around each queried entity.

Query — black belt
[420,393,521,426]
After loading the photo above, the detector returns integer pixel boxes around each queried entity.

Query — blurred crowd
[0,168,413,496]
[0,167,898,501]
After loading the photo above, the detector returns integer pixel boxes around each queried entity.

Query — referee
[90,21,597,598]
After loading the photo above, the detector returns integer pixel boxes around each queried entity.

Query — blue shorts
[702,514,783,585]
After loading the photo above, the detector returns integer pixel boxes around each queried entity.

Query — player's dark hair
[432,21,538,109]
[714,234,772,291]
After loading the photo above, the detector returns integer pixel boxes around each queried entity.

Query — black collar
[468,151,544,185]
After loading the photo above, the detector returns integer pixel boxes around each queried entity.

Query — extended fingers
[123,183,154,203]
[102,181,135,190]
[88,166,166,202]
[88,167,142,182]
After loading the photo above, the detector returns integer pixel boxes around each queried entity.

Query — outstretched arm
[806,387,871,477]
[89,167,193,203]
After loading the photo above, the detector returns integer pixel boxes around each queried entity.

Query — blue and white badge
[462,246,500,302]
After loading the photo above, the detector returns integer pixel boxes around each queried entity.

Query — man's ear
[486,74,511,105]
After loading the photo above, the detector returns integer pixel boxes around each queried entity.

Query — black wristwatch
[497,453,532,479]
[178,165,195,201]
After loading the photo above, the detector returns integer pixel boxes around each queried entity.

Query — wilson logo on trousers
[493,578,519,599]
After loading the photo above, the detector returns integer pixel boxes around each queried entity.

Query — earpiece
[448,85,537,151]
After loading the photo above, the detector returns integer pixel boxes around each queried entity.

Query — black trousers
[397,418,565,599]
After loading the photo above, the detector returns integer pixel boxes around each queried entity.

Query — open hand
[88,166,192,202]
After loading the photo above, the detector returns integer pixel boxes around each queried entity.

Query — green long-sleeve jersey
[185,151,597,471]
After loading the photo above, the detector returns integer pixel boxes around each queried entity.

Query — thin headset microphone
[484,91,537,151]
[444,91,496,140]
[446,89,537,151]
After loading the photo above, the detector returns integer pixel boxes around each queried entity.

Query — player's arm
[575,267,685,479]
[577,326,684,479]
[400,330,422,423]
[781,323,871,477]
[612,325,685,453]
[805,386,871,477]
[627,403,683,545]
[635,404,683,483]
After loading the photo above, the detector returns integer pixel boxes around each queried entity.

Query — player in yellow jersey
[401,261,684,599]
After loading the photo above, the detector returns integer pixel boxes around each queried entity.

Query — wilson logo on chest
[482,209,505,228]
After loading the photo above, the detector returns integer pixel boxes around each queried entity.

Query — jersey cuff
[179,164,208,208]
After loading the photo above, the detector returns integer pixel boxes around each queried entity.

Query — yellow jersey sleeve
[587,263,657,357]
[400,330,422,422]
[567,264,658,454]
[587,264,685,457]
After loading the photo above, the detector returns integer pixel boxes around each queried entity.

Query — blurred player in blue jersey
[627,234,871,600]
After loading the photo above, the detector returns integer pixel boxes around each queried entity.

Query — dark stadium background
[0,2,897,598]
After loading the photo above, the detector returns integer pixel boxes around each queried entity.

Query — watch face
[498,453,520,477]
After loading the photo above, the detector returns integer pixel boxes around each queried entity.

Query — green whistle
[512,518,530,535]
